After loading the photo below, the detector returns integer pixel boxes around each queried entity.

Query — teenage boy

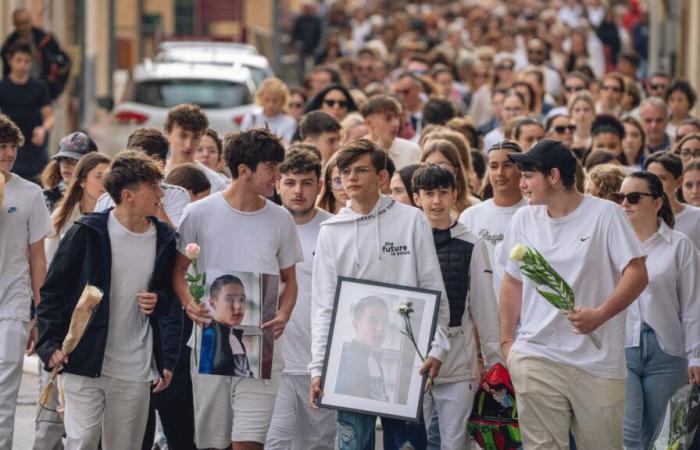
[36,150,178,450]
[459,141,527,297]
[412,164,501,450]
[362,95,421,170]
[163,103,228,192]
[309,139,450,449]
[0,114,52,450]
[266,144,336,450]
[299,111,342,165]
[499,139,649,449]
[0,42,54,182]
[173,129,302,450]
[96,127,191,231]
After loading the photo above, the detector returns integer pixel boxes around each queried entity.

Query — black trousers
[142,347,196,450]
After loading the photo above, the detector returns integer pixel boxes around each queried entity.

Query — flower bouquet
[185,243,206,365]
[510,244,602,349]
[650,384,700,450]
[393,299,433,386]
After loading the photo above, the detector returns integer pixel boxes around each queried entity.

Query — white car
[154,41,274,88]
[89,60,257,155]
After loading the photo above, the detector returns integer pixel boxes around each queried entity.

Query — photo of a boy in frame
[199,274,254,377]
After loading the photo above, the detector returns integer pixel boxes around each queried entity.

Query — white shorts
[190,333,283,447]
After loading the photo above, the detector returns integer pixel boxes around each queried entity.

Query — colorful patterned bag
[468,363,521,450]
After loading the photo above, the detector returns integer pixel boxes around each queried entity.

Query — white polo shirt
[625,220,700,367]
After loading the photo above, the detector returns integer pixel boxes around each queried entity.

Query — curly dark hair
[104,150,163,204]
[224,128,285,178]
[164,103,209,134]
[280,143,322,179]
[0,114,24,147]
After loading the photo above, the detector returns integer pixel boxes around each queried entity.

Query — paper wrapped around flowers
[0,172,5,206]
[38,285,103,407]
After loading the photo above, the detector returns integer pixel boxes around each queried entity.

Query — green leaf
[536,289,566,309]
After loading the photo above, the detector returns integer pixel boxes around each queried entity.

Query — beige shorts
[190,333,283,447]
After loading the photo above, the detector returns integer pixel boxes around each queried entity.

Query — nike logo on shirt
[580,236,591,242]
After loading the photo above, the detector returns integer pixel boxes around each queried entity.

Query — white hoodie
[309,195,450,379]
[434,222,503,385]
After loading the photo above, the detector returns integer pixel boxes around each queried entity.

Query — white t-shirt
[625,221,700,366]
[241,109,297,146]
[0,174,52,320]
[95,182,190,228]
[503,195,645,378]
[459,198,528,299]
[283,208,332,375]
[102,212,158,382]
[388,137,421,170]
[674,205,700,250]
[177,193,304,349]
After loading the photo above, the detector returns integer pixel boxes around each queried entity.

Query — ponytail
[658,192,675,228]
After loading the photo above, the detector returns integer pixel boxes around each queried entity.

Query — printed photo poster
[198,270,279,379]
[320,277,440,421]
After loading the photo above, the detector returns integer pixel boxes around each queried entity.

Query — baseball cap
[508,139,577,174]
[52,132,97,161]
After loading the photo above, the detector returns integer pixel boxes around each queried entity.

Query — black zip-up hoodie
[36,210,178,378]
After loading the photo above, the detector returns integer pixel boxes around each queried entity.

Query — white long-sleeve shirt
[309,195,450,379]
[625,221,700,367]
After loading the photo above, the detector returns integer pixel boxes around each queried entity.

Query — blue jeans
[336,410,427,450]
[624,324,688,450]
[426,407,440,450]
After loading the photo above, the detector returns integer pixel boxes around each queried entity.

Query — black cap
[508,139,577,174]
[52,132,97,161]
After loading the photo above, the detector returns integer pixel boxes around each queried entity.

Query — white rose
[510,244,528,262]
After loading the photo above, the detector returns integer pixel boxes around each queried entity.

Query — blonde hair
[255,77,290,106]
[568,90,596,115]
[586,163,627,202]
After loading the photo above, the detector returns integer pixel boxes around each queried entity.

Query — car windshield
[132,79,251,109]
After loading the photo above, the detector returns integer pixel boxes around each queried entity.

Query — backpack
[37,34,71,100]
[467,363,522,450]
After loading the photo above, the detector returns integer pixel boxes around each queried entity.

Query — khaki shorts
[190,334,283,447]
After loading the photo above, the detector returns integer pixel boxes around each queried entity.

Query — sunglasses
[323,99,348,108]
[611,192,656,204]
[553,125,576,133]
[565,85,585,93]
[649,83,667,91]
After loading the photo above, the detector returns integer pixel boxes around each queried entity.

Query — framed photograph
[198,270,279,379]
[319,277,441,421]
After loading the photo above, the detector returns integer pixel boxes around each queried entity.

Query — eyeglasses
[553,125,576,134]
[339,166,373,177]
[565,85,585,93]
[323,99,348,108]
[602,85,623,93]
[680,148,700,158]
[330,176,343,190]
[288,102,303,109]
[610,192,656,204]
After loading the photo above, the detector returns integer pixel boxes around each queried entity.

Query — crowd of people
[1,1,700,450]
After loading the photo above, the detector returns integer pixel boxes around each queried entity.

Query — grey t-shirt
[101,212,158,382]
